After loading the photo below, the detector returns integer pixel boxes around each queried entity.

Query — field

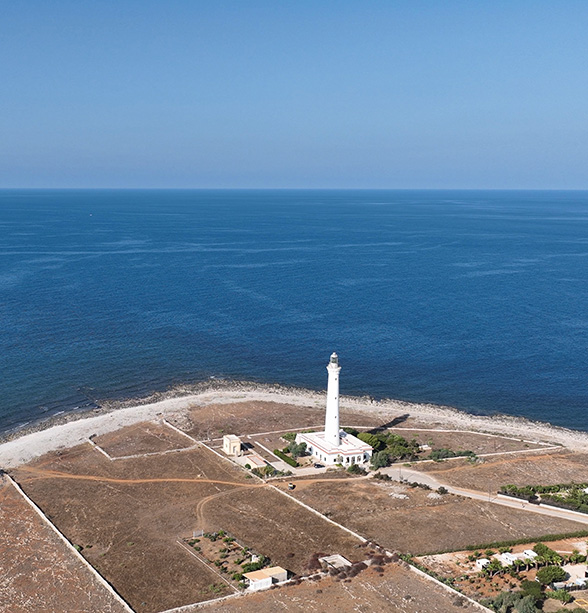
[11,433,362,612]
[389,428,547,456]
[93,422,194,457]
[279,476,588,554]
[178,401,383,440]
[204,562,480,612]
[418,450,588,491]
[0,475,127,613]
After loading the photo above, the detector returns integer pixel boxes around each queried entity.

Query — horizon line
[2,187,588,192]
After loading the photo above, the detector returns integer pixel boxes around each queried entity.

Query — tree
[486,558,503,577]
[287,442,307,458]
[357,432,384,451]
[515,595,540,613]
[549,589,572,603]
[536,565,567,585]
[371,450,390,469]
[520,579,543,600]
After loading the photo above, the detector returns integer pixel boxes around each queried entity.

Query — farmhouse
[243,566,288,591]
[296,353,372,466]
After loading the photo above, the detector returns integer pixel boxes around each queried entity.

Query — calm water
[1,189,587,432]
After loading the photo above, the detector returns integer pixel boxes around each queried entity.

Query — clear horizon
[2,1,587,190]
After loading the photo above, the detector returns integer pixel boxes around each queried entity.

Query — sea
[1,189,587,434]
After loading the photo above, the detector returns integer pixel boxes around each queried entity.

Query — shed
[522,550,537,559]
[243,566,288,591]
[222,435,242,456]
[475,558,490,569]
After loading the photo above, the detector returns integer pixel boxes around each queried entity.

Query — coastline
[1,380,587,469]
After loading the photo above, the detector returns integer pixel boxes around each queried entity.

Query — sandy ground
[1,384,588,468]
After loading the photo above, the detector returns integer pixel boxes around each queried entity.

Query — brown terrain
[418,450,588,491]
[390,427,548,455]
[178,401,383,440]
[0,475,128,613]
[204,562,479,612]
[11,423,362,613]
[278,476,588,554]
[4,400,588,613]
[93,421,194,457]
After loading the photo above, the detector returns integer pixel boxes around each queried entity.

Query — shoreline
[1,380,587,469]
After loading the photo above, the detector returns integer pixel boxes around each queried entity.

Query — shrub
[437,486,448,495]
[342,427,359,436]
[520,579,543,599]
[282,432,297,442]
[549,589,572,603]
[347,463,366,475]
[371,450,390,469]
[273,449,299,467]
[357,432,384,450]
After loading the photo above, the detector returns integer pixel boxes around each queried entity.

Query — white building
[296,353,372,466]
[243,566,288,591]
[222,435,242,456]
[499,552,517,565]
[475,558,490,569]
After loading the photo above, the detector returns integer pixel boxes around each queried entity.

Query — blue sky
[1,1,587,188]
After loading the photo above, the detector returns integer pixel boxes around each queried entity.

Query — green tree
[287,441,307,458]
[371,450,390,469]
[357,432,384,451]
[536,565,566,585]
[515,595,540,613]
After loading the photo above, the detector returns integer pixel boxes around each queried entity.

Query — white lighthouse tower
[295,353,372,467]
[324,352,341,446]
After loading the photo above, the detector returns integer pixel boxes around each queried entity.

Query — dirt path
[16,465,267,489]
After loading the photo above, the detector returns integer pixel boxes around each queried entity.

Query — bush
[282,432,297,442]
[536,565,567,585]
[549,589,572,603]
[273,449,299,467]
[437,486,448,495]
[520,579,543,599]
[430,448,476,461]
[371,450,390,469]
[347,464,366,475]
[357,432,384,451]
[342,427,359,436]
[287,442,307,459]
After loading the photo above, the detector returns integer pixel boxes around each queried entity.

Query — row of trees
[500,482,588,514]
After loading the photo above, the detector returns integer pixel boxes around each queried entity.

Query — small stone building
[243,566,288,591]
[222,434,242,456]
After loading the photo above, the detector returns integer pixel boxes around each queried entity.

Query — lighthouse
[295,353,372,467]
[324,352,341,446]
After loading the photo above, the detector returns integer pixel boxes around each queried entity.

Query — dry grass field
[205,562,480,613]
[11,439,363,612]
[179,401,383,440]
[279,477,588,554]
[0,476,128,613]
[390,428,547,456]
[93,422,193,457]
[418,450,588,491]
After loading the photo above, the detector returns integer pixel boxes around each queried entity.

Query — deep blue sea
[1,189,587,433]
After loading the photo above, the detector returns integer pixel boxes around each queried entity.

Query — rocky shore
[0,380,587,469]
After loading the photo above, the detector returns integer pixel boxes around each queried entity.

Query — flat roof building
[222,435,242,457]
[243,566,288,591]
